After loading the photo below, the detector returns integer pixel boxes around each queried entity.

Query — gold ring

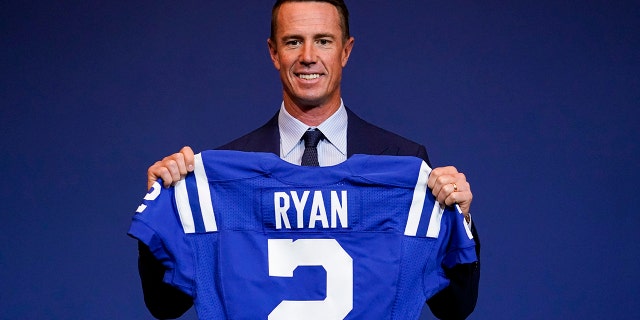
[452,183,458,192]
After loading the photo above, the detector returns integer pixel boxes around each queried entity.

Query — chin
[291,92,325,105]
[296,100,324,110]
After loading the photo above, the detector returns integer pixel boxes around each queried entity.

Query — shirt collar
[278,100,348,157]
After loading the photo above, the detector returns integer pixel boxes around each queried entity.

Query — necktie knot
[302,129,324,148]
[301,129,323,166]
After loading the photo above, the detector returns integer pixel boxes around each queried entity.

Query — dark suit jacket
[138,108,480,319]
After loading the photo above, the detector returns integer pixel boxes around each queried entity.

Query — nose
[299,42,316,66]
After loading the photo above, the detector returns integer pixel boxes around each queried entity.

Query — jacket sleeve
[426,223,480,319]
[138,242,193,319]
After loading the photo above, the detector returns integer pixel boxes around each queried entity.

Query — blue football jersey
[129,150,476,320]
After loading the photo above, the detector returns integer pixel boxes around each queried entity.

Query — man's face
[268,2,354,111]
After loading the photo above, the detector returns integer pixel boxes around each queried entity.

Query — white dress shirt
[278,100,348,166]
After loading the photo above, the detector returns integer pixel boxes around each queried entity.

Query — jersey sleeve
[127,180,196,296]
[441,206,477,269]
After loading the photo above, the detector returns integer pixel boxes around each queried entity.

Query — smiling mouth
[296,73,322,80]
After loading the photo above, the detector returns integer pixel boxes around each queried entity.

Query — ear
[267,38,281,70]
[341,36,355,67]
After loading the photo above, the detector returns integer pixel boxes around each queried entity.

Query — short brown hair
[270,0,351,41]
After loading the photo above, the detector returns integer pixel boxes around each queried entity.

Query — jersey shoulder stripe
[175,153,219,233]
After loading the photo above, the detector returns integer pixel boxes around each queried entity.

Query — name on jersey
[273,190,348,230]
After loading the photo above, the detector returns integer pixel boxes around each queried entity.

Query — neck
[283,97,341,127]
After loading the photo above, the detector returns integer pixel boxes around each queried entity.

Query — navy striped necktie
[301,129,324,166]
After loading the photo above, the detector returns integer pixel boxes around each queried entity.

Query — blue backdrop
[2,1,639,319]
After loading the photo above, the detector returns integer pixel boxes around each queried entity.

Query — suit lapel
[346,107,398,157]
[246,113,280,154]
[217,112,280,155]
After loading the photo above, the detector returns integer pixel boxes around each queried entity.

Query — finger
[180,146,195,172]
[444,188,466,206]
[147,165,159,191]
[431,174,456,202]
[173,152,188,177]
[148,162,174,189]
[435,181,458,205]
[446,190,473,216]
[427,166,459,189]
[160,166,175,188]
[164,159,182,185]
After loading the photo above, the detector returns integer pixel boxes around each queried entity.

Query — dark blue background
[2,1,639,319]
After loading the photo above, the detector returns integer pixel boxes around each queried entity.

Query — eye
[317,39,331,46]
[285,39,302,47]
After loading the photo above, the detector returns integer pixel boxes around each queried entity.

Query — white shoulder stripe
[194,154,217,232]
[456,204,474,240]
[426,202,444,238]
[404,161,431,236]
[175,179,195,233]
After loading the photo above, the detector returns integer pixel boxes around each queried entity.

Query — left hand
[427,166,473,219]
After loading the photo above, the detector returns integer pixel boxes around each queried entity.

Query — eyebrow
[314,33,336,39]
[280,33,337,41]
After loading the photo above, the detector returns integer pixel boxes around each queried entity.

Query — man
[139,0,479,319]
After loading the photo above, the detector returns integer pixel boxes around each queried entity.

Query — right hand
[147,146,195,190]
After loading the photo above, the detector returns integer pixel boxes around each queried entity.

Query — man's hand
[427,166,473,219]
[147,146,195,190]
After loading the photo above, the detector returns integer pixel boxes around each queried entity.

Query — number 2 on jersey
[268,239,353,320]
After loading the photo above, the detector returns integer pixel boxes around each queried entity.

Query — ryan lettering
[273,190,348,230]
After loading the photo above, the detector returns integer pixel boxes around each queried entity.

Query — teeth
[298,74,320,80]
